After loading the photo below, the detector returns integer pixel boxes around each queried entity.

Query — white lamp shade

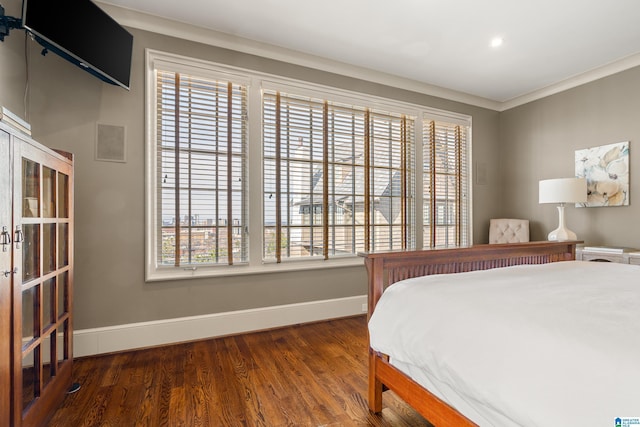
[539,178,587,204]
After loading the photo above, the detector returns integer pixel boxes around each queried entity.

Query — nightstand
[629,252,640,266]
[576,246,639,264]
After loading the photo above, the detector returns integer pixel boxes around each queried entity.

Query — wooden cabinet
[0,121,74,427]
[1,124,12,427]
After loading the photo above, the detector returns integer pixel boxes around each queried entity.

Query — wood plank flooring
[48,315,432,426]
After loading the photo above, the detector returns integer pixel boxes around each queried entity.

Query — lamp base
[547,205,577,241]
[547,227,577,241]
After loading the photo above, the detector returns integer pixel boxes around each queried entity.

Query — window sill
[145,256,365,282]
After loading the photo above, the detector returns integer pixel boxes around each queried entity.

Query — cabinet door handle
[14,226,23,250]
[1,226,10,252]
[3,267,17,277]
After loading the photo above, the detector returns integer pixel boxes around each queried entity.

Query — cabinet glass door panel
[43,224,56,275]
[57,272,68,320]
[43,278,55,327]
[21,350,38,412]
[42,332,54,390]
[22,159,40,218]
[43,167,56,218]
[58,223,68,268]
[58,320,70,362]
[22,224,40,283]
[21,286,36,342]
[58,173,69,219]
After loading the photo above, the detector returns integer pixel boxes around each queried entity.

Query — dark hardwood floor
[48,315,432,426]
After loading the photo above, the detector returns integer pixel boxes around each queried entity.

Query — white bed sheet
[368,261,640,427]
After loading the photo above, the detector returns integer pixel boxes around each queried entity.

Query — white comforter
[368,261,640,427]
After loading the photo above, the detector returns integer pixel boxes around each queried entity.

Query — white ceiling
[101,0,640,108]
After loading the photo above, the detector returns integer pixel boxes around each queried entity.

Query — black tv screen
[22,0,133,90]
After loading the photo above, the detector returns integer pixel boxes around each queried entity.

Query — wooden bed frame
[360,241,579,426]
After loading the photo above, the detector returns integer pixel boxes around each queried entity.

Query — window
[146,50,471,280]
[423,119,470,248]
[262,91,414,262]
[151,67,248,273]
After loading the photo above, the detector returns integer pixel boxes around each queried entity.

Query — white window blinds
[423,119,470,248]
[263,90,415,262]
[155,70,248,267]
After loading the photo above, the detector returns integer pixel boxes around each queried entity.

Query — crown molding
[98,1,640,113]
[499,52,640,111]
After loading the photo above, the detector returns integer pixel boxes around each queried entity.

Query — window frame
[145,49,473,281]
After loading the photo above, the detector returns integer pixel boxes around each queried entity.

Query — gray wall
[0,0,25,112]
[499,67,640,246]
[0,5,500,329]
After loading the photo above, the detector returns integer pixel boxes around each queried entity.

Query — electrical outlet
[361,303,367,313]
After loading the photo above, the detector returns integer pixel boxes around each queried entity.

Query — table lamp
[539,177,587,241]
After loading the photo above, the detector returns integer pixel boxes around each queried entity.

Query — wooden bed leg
[368,349,383,413]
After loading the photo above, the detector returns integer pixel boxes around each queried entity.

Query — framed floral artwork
[575,141,629,207]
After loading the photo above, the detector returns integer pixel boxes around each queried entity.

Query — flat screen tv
[22,0,133,90]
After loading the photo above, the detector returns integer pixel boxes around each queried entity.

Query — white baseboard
[73,295,367,357]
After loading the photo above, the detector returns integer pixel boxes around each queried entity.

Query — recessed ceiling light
[490,37,503,48]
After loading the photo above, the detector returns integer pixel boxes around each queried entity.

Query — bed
[361,241,640,426]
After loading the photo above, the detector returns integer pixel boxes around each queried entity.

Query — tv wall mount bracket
[0,4,23,42]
